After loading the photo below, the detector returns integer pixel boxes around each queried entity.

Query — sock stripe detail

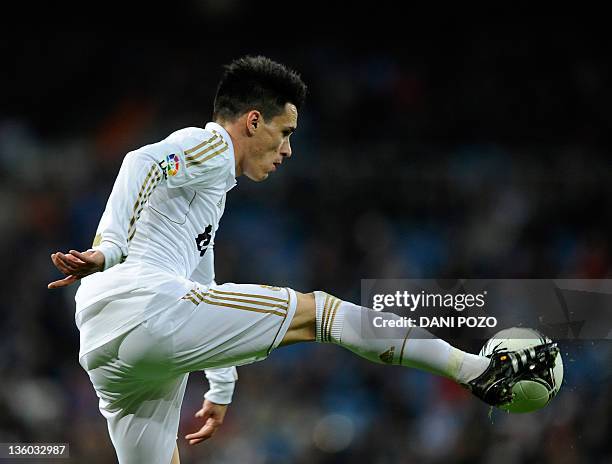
[321,294,333,342]
[315,292,344,343]
[323,295,333,342]
[326,298,342,342]
[314,292,326,341]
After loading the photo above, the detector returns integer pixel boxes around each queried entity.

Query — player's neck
[214,119,244,176]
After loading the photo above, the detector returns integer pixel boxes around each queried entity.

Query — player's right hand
[48,249,105,289]
[185,400,228,445]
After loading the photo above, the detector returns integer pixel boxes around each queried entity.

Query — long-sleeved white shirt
[75,122,238,402]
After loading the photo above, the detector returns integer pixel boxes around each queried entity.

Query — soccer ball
[480,327,564,413]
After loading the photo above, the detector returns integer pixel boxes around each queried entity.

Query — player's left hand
[48,249,105,289]
[185,400,228,445]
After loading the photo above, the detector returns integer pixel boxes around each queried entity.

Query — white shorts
[80,282,297,464]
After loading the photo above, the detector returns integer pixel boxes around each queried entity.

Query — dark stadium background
[1,13,611,464]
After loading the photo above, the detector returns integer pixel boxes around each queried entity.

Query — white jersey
[75,122,237,357]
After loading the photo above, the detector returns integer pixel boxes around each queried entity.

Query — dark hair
[213,55,307,122]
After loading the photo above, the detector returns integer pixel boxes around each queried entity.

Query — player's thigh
[96,372,188,464]
[167,282,298,371]
[83,338,188,464]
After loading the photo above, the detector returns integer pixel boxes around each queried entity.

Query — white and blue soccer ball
[480,327,564,413]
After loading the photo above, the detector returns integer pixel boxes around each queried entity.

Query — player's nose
[280,139,292,158]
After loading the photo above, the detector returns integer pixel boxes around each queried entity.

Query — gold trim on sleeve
[186,144,229,168]
[184,133,220,155]
[127,167,162,242]
[186,138,225,162]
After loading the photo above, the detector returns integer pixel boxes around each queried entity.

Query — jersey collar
[205,121,236,179]
[205,122,237,191]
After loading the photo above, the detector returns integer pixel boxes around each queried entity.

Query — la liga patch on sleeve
[158,154,180,178]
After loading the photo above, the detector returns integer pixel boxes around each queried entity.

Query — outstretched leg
[280,291,489,384]
[280,291,560,406]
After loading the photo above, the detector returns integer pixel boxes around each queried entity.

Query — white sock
[314,291,489,384]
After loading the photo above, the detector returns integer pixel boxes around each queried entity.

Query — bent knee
[296,291,315,313]
[281,291,316,345]
[295,291,316,330]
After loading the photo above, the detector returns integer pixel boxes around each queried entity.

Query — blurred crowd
[1,16,611,464]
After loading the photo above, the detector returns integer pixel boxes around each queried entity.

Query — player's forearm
[204,366,238,404]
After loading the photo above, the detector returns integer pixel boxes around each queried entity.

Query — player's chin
[246,170,270,182]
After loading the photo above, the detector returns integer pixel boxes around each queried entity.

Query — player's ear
[246,111,261,136]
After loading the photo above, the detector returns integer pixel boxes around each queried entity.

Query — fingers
[64,253,85,265]
[48,275,78,289]
[51,250,101,282]
[185,405,223,445]
[185,422,217,445]
[51,254,75,275]
[60,253,82,270]
[49,249,100,290]
[69,250,95,264]
[52,252,84,272]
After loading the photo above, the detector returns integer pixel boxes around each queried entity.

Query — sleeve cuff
[92,241,124,270]
[204,367,238,404]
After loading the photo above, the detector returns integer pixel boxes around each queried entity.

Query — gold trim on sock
[326,298,341,342]
[321,294,332,341]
